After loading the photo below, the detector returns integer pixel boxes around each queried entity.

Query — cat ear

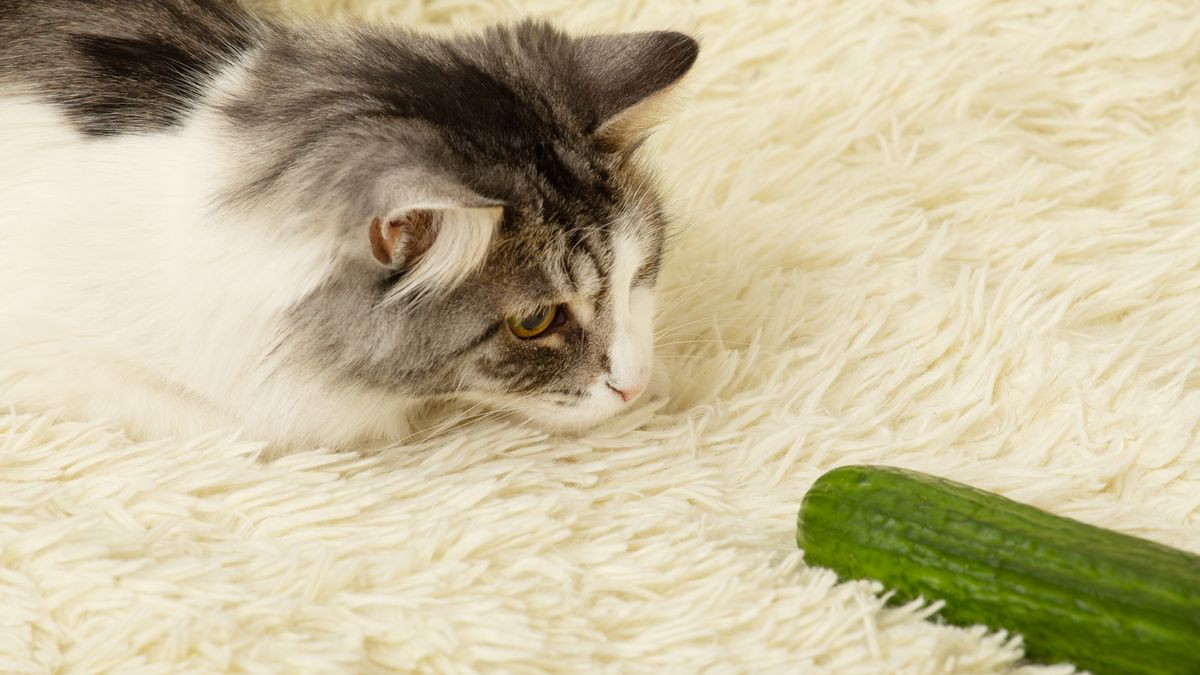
[369,211,434,268]
[369,172,503,303]
[576,30,700,151]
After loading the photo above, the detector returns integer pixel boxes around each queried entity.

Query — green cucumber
[796,465,1200,674]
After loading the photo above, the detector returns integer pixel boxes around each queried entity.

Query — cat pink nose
[607,380,646,403]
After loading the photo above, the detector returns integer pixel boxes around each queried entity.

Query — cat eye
[508,305,561,339]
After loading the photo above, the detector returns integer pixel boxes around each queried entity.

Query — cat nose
[606,380,646,403]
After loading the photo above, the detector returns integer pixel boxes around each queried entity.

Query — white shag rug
[4,0,1200,672]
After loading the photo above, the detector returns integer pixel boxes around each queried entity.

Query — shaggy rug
[4,0,1200,672]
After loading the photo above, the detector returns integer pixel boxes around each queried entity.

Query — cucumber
[796,465,1200,675]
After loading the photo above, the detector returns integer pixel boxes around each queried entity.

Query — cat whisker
[656,263,792,305]
[652,315,762,338]
[392,398,499,446]
[657,338,754,349]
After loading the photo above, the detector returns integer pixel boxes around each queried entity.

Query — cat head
[225,20,698,432]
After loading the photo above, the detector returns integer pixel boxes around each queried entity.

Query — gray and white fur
[0,0,699,450]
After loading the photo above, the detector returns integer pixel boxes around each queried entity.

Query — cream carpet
[4,0,1200,672]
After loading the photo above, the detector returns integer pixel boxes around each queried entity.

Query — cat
[0,0,699,452]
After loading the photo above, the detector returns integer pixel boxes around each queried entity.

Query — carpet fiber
[4,0,1200,672]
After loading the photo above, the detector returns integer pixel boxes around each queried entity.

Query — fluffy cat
[0,0,699,451]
